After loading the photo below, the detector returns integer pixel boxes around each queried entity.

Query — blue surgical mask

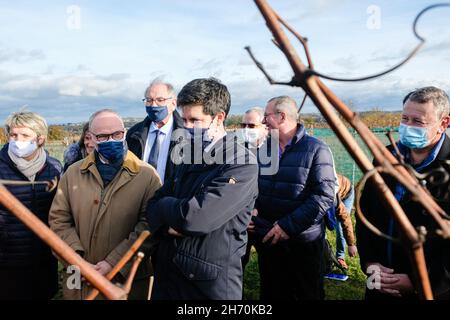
[185,118,218,151]
[185,127,208,138]
[185,127,211,151]
[96,140,125,162]
[146,106,168,123]
[399,123,434,149]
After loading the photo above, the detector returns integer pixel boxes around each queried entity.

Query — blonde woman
[0,111,62,300]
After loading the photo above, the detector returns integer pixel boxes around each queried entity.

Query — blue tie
[148,130,161,169]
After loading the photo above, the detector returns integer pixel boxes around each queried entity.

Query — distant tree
[48,125,68,141]
[0,128,7,144]
[359,109,401,129]
[225,115,242,129]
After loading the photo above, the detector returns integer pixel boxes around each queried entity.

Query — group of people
[0,76,449,300]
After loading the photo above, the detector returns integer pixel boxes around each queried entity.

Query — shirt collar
[149,114,174,135]
[397,133,446,171]
[279,137,293,158]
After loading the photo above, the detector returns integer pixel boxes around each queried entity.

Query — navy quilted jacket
[256,124,335,242]
[0,144,62,267]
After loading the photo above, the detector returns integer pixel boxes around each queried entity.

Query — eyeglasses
[240,123,261,129]
[263,112,280,119]
[142,97,173,106]
[93,131,125,142]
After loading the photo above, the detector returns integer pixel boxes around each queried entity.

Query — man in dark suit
[126,78,183,184]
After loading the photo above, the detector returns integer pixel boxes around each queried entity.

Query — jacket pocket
[172,251,221,281]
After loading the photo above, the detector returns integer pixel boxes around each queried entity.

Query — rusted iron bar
[0,183,127,300]
[122,252,145,295]
[85,231,151,300]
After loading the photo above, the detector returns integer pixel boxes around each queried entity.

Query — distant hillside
[56,110,405,137]
[0,110,402,144]
[226,110,402,129]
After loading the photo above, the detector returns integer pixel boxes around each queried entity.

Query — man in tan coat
[49,109,162,300]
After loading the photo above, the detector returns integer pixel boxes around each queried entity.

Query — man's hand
[168,227,184,237]
[247,209,258,234]
[381,273,414,297]
[348,245,358,258]
[94,260,113,277]
[366,263,414,297]
[262,223,289,245]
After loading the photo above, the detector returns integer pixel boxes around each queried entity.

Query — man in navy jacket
[253,96,336,300]
[146,78,258,300]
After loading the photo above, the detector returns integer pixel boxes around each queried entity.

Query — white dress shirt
[143,115,174,182]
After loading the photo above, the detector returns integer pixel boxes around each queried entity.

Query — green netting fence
[308,127,398,185]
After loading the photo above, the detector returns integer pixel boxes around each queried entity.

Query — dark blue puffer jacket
[256,124,336,242]
[0,144,62,267]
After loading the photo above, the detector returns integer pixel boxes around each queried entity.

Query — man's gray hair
[244,107,265,123]
[145,77,176,98]
[404,86,450,120]
[88,109,124,129]
[268,96,298,121]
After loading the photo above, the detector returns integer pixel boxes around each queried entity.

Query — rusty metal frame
[248,0,450,300]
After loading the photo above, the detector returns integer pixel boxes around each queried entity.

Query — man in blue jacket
[253,96,336,300]
[146,78,259,300]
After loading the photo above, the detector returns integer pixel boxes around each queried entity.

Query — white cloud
[0,46,45,64]
[0,0,448,124]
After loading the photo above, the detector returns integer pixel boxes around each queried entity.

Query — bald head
[89,109,125,137]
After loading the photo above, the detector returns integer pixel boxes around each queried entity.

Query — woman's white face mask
[8,140,38,158]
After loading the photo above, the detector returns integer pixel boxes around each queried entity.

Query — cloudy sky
[0,0,449,124]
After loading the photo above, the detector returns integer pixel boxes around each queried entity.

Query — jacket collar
[172,109,184,130]
[282,124,306,154]
[80,150,141,175]
[436,133,450,161]
[0,144,13,164]
[291,124,306,145]
[397,133,450,170]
